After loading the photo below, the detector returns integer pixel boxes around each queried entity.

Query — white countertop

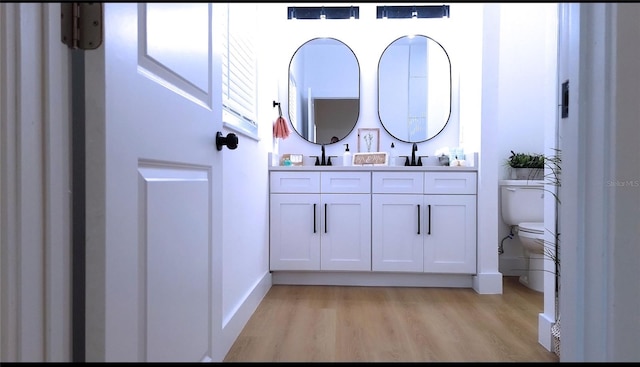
[269,165,477,172]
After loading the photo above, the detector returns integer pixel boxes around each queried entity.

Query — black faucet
[311,144,333,166]
[411,143,418,166]
[321,145,326,166]
[401,143,425,166]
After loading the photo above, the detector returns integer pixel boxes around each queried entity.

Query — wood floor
[223,276,559,362]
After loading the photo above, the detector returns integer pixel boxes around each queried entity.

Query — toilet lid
[519,222,544,234]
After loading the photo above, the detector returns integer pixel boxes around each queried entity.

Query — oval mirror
[288,38,360,145]
[378,35,451,142]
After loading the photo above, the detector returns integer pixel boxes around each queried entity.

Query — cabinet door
[320,194,371,271]
[270,194,320,270]
[423,195,477,274]
[372,194,424,272]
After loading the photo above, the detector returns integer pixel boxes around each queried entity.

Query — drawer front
[372,172,424,194]
[321,172,371,193]
[270,172,320,193]
[424,172,477,194]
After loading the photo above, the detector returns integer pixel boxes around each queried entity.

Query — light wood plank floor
[223,276,559,362]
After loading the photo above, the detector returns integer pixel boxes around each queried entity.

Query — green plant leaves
[507,150,545,168]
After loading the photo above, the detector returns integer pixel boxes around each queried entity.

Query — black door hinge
[61,3,103,50]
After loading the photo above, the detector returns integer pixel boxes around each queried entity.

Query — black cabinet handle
[417,204,421,235]
[313,203,317,233]
[428,204,432,235]
[324,203,328,233]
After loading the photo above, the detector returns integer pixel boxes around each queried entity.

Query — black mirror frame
[288,37,361,145]
[377,34,452,143]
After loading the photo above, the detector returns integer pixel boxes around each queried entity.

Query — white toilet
[499,180,546,292]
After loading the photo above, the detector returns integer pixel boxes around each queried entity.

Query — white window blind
[221,3,258,139]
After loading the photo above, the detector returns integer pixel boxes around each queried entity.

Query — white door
[84,4,224,362]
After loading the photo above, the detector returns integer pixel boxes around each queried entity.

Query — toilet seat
[518,222,544,235]
[518,222,545,257]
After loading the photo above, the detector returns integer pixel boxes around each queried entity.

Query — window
[221,3,259,140]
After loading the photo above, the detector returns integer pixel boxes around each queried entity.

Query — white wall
[497,4,553,179]
[609,5,640,359]
[218,4,277,354]
[494,4,558,277]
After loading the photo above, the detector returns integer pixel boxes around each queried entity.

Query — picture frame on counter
[357,128,379,153]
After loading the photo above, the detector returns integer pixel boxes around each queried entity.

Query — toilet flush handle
[506,188,516,192]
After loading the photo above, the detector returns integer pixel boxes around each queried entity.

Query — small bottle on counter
[343,143,352,166]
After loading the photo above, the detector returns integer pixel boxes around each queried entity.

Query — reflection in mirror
[288,38,360,145]
[378,35,451,142]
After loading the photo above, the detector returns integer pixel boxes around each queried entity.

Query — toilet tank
[500,180,544,226]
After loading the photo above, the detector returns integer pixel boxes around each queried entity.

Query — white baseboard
[218,272,273,361]
[473,271,503,294]
[538,311,555,351]
[272,271,473,288]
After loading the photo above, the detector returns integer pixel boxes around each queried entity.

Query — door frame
[0,3,72,361]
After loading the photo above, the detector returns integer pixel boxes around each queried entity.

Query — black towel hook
[273,100,282,117]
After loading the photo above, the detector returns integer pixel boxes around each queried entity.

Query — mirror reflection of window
[378,35,451,143]
[288,38,360,145]
[288,75,298,134]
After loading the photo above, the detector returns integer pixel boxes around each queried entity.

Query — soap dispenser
[343,143,352,166]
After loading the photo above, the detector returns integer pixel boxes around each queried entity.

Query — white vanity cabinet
[372,171,477,274]
[269,171,371,271]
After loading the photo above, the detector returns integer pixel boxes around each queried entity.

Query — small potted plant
[506,150,545,180]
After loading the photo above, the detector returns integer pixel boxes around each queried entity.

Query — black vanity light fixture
[377,5,450,19]
[288,6,359,20]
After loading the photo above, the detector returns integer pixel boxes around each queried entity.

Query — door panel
[84,3,222,362]
[139,165,210,362]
